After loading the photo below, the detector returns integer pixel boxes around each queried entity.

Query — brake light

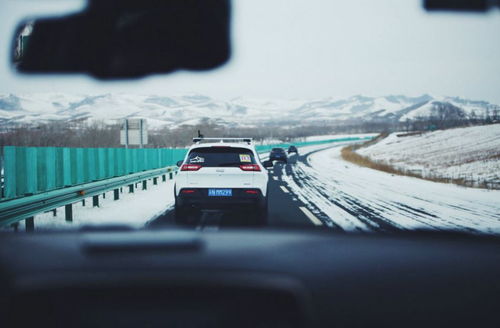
[239,164,261,171]
[181,164,202,171]
[245,189,259,195]
[181,189,197,194]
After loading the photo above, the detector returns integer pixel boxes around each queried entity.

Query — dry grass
[341,134,499,190]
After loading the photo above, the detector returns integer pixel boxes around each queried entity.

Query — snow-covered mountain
[0,93,498,128]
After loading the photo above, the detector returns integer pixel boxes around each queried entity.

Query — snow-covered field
[357,124,500,188]
[281,144,500,234]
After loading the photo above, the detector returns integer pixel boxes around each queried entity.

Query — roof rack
[192,137,253,145]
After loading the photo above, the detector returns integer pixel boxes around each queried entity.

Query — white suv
[174,138,271,223]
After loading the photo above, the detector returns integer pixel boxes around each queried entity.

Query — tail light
[181,164,202,171]
[244,189,259,195]
[181,189,197,194]
[239,164,261,172]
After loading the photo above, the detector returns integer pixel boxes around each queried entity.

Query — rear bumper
[177,188,266,210]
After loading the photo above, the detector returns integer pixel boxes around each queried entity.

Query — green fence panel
[108,148,116,178]
[152,149,159,170]
[88,148,97,181]
[16,147,28,196]
[145,149,151,170]
[147,149,154,170]
[63,148,72,187]
[156,149,162,168]
[117,148,125,176]
[97,148,106,180]
[131,149,138,173]
[76,148,85,184]
[161,149,169,167]
[45,148,56,190]
[70,148,78,185]
[123,149,130,174]
[36,148,47,194]
[26,148,38,194]
[55,148,64,189]
[138,149,145,172]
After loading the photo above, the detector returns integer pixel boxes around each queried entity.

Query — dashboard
[1,228,500,327]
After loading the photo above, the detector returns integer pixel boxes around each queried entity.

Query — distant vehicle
[269,148,288,163]
[175,138,272,224]
[287,145,298,154]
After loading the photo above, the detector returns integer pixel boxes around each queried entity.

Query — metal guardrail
[0,166,176,229]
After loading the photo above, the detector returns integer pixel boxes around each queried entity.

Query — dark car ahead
[288,145,298,154]
[269,147,288,163]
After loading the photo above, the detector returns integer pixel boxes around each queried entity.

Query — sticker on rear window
[190,156,205,163]
[239,154,251,162]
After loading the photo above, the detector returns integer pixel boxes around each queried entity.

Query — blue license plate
[208,189,232,197]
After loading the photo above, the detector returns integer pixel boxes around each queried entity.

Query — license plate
[208,189,232,197]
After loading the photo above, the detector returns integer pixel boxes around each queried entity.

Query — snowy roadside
[280,144,500,234]
[356,124,500,188]
[13,178,175,231]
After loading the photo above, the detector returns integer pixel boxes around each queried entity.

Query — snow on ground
[14,178,175,231]
[357,124,500,188]
[280,144,500,234]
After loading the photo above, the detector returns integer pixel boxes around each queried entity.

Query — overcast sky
[1,0,500,102]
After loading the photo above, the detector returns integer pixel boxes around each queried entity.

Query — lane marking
[299,206,323,226]
[280,186,290,193]
[272,176,278,181]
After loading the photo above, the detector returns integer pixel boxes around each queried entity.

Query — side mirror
[263,160,273,168]
[176,160,184,167]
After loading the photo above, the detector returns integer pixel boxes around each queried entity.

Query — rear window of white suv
[186,147,257,167]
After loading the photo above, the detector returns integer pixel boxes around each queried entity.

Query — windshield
[0,0,499,235]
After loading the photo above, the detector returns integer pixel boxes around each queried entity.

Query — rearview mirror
[12,0,231,79]
[263,160,273,168]
[176,160,184,167]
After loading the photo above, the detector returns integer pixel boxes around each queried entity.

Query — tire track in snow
[289,163,403,232]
